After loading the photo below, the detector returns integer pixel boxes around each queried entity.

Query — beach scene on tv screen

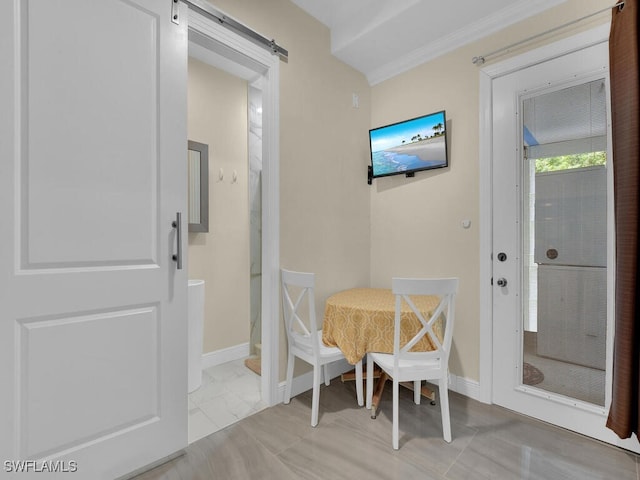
[370,111,447,176]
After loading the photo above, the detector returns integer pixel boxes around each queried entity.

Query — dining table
[322,287,443,418]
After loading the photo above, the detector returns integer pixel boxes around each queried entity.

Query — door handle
[496,278,507,287]
[172,212,183,270]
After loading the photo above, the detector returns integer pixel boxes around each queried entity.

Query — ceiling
[291,0,567,85]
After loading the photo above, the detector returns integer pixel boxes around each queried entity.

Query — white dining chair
[281,268,364,427]
[366,277,458,449]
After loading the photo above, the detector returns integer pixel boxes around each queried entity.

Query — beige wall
[187,58,250,354]
[369,0,613,381]
[202,0,612,382]
[207,0,372,377]
[209,0,372,292]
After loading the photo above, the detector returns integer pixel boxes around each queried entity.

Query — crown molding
[366,0,566,85]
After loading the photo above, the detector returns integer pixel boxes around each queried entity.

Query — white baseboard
[448,373,481,401]
[201,342,250,369]
[275,360,481,404]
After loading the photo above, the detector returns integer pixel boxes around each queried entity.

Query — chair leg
[324,364,330,386]
[355,360,364,406]
[311,364,321,427]
[284,351,295,404]
[439,377,452,443]
[366,355,373,409]
[414,380,421,405]
[392,377,399,450]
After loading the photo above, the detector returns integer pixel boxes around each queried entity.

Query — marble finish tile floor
[139,379,639,480]
[188,358,266,444]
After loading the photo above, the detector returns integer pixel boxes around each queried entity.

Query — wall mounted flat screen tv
[369,110,448,180]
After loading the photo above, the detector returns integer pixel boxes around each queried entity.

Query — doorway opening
[184,7,280,443]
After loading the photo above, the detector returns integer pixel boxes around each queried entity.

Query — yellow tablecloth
[322,288,442,365]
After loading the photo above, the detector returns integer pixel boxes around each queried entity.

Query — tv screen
[369,110,448,179]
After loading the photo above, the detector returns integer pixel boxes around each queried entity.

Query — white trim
[187,8,280,407]
[261,56,281,409]
[188,10,274,69]
[478,70,494,405]
[448,374,482,402]
[478,24,610,407]
[275,362,481,404]
[201,343,250,369]
[183,0,288,60]
[367,0,566,85]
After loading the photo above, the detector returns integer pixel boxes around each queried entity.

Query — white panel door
[491,41,639,453]
[0,0,188,477]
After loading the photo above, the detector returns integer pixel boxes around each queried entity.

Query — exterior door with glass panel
[492,41,639,453]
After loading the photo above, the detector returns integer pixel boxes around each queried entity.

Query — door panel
[1,0,188,477]
[20,306,159,459]
[25,0,159,267]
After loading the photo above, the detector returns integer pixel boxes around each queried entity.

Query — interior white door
[0,1,188,477]
[491,41,640,453]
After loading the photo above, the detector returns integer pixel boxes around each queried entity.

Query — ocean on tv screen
[372,135,446,176]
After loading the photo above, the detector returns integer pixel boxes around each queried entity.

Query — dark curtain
[607,0,640,440]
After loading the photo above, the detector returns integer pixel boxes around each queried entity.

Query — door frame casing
[187,8,280,406]
[478,24,611,404]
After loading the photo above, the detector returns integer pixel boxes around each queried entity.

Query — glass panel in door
[521,79,607,406]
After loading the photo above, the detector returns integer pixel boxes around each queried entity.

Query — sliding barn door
[0,1,188,477]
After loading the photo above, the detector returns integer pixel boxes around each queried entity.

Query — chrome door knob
[496,278,508,287]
